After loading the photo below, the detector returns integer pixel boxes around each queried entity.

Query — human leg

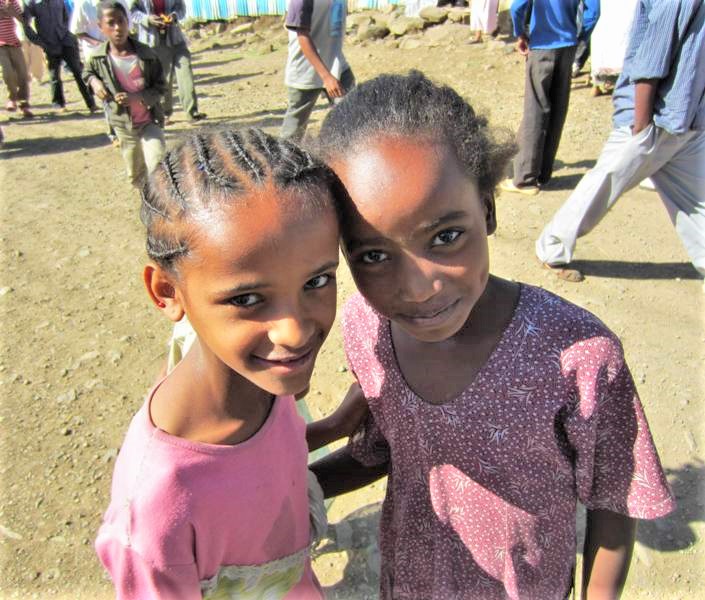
[113,124,145,186]
[9,46,31,108]
[539,45,576,185]
[46,52,65,107]
[171,43,202,119]
[512,49,556,188]
[0,47,20,104]
[280,86,322,141]
[650,130,705,277]
[139,123,166,177]
[153,44,175,118]
[62,44,96,110]
[536,125,680,267]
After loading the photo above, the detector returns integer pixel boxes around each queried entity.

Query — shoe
[499,178,540,196]
[541,262,584,282]
[188,112,207,122]
[164,116,174,126]
[5,100,17,112]
[52,103,67,112]
[20,105,34,118]
[571,63,581,78]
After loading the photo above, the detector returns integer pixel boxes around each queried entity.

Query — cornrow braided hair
[317,70,516,199]
[140,127,344,273]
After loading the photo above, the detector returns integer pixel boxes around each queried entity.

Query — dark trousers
[513,45,576,188]
[46,43,95,110]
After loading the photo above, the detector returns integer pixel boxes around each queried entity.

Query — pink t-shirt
[344,284,675,600]
[109,51,152,127]
[96,389,323,599]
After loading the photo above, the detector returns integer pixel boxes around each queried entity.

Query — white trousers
[536,125,705,277]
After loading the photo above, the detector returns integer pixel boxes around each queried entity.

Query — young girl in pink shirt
[96,127,365,599]
[312,71,675,600]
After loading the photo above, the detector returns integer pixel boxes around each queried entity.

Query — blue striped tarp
[184,0,401,20]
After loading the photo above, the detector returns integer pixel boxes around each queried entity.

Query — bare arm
[306,382,368,453]
[581,509,636,600]
[632,79,658,135]
[309,446,388,498]
[296,30,345,98]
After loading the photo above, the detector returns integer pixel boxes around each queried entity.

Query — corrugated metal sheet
[184,0,401,20]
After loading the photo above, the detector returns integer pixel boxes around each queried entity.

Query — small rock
[102,448,119,463]
[419,7,449,24]
[56,388,77,403]
[107,350,122,365]
[77,247,91,258]
[0,286,13,296]
[337,365,348,373]
[61,427,73,436]
[231,22,254,35]
[0,524,22,540]
[357,22,389,42]
[389,16,424,37]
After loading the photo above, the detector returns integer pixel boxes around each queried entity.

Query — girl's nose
[399,256,442,304]
[268,313,315,350]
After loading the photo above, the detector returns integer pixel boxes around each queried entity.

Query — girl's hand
[114,92,129,106]
[305,382,369,453]
[91,80,111,102]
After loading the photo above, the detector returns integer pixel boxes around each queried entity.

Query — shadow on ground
[0,132,109,158]
[570,259,701,280]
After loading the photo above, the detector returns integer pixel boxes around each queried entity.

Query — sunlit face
[99,8,129,49]
[334,135,494,343]
[173,184,340,397]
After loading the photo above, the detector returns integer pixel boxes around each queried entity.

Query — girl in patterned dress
[95,128,366,599]
[311,71,675,600]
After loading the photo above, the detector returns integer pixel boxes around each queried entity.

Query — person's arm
[295,29,345,98]
[581,509,636,600]
[22,3,45,48]
[580,0,601,40]
[632,79,658,134]
[310,446,388,498]
[306,382,368,453]
[131,0,164,30]
[0,0,21,19]
[83,58,112,101]
[510,0,530,39]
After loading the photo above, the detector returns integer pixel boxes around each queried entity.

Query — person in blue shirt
[500,0,599,195]
[536,0,705,283]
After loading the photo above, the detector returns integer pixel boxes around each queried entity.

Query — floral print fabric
[344,284,674,599]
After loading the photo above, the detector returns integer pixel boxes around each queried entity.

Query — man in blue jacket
[501,0,599,195]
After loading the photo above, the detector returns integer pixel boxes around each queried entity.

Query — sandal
[541,262,584,282]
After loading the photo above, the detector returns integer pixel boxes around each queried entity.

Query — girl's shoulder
[517,283,623,350]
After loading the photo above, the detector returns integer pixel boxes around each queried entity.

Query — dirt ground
[0,15,703,600]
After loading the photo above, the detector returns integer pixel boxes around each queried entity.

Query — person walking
[130,0,205,123]
[23,0,97,111]
[500,0,599,195]
[536,0,705,283]
[0,0,33,117]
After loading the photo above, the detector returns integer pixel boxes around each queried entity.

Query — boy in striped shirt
[0,0,33,117]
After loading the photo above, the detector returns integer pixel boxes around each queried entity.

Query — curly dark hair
[140,127,344,273]
[317,70,516,198]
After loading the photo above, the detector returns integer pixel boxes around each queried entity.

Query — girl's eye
[431,229,463,247]
[230,293,262,308]
[305,273,333,290]
[360,250,389,264]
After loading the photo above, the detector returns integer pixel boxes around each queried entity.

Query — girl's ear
[143,263,185,323]
[484,193,497,236]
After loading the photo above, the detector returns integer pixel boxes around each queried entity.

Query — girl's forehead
[186,185,338,258]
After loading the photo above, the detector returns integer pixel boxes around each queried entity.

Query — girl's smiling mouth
[397,298,461,327]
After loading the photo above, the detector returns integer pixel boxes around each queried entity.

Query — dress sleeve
[561,337,675,519]
[348,408,390,467]
[97,537,202,600]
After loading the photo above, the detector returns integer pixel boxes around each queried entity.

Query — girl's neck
[151,340,275,445]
